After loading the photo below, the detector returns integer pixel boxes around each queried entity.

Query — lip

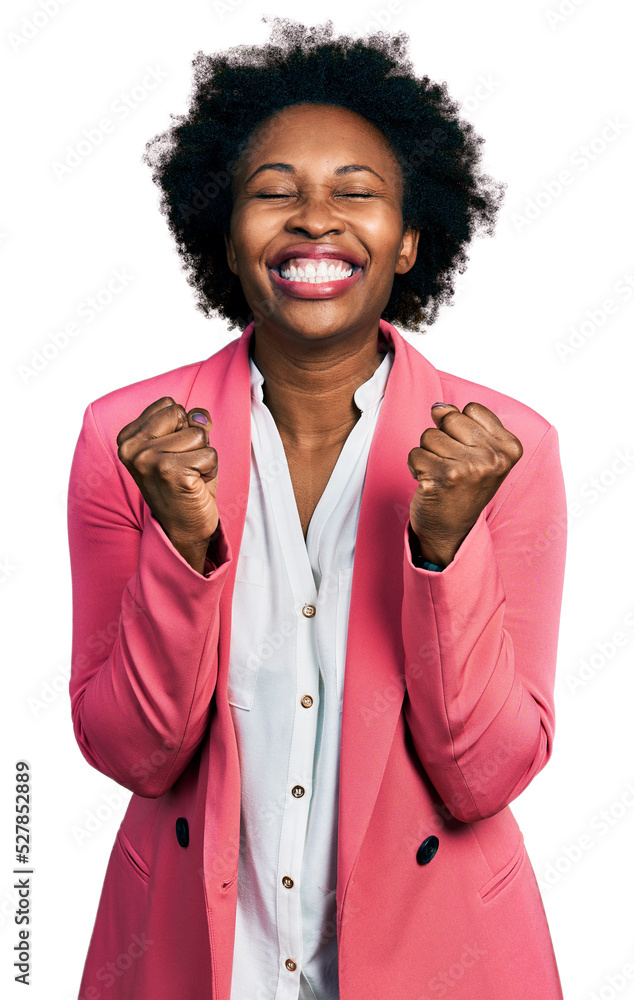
[269,264,364,300]
[267,242,365,270]
[267,242,365,300]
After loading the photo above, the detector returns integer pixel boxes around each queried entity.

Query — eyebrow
[244,162,385,184]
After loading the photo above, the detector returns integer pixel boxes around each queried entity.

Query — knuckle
[418,481,438,499]
[439,409,460,428]
[133,446,155,474]
[491,449,512,474]
[156,399,184,420]
[442,463,460,485]
[155,452,177,477]
[509,435,523,460]
[469,454,488,476]
[189,425,208,446]
[117,438,132,463]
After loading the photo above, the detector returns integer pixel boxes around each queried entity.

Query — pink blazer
[68,319,566,999]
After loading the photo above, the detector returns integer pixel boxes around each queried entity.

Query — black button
[175,817,189,848]
[416,835,439,865]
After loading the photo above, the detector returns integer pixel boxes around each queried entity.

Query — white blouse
[228,344,394,1000]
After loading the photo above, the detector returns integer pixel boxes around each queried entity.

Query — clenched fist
[117,397,219,574]
[407,402,523,568]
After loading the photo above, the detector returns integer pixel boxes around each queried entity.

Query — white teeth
[278,260,356,282]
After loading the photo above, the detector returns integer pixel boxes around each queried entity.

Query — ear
[394,226,419,275]
[224,231,238,276]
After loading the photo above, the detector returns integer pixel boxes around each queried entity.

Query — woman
[68,19,567,1000]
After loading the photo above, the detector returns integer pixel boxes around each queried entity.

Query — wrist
[408,523,457,569]
[165,527,220,576]
[173,542,210,575]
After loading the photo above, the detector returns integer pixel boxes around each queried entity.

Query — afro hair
[142,17,505,333]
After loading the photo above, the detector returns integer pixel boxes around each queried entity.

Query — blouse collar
[249,337,394,413]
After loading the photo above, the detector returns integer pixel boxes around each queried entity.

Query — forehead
[239,102,400,172]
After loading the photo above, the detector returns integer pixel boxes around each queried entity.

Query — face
[225,102,419,346]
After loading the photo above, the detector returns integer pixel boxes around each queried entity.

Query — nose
[284,187,344,238]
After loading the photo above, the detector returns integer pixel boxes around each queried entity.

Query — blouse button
[291,785,305,798]
[285,959,297,972]
[301,695,313,708]
[302,604,316,618]
[282,875,294,888]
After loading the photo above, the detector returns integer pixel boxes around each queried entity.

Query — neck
[250,326,388,451]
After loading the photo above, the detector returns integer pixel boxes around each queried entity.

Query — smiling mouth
[270,257,363,283]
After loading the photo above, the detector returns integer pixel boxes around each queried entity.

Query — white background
[1,0,633,997]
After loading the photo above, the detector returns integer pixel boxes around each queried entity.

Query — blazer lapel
[336,320,442,896]
[183,326,254,1000]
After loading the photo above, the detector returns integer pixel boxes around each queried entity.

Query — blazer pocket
[478,838,526,905]
[227,554,269,711]
[115,827,151,886]
[335,568,354,712]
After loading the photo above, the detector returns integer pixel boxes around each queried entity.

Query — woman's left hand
[407,402,524,567]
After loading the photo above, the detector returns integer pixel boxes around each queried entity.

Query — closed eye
[254,192,375,199]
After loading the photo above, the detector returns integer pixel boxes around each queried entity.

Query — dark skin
[117,103,523,573]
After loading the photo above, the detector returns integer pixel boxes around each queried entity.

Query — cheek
[360,207,405,251]
[230,209,276,265]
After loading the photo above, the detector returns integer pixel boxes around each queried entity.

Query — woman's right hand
[117,397,219,572]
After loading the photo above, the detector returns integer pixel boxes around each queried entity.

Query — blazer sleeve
[67,402,233,798]
[401,422,566,823]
